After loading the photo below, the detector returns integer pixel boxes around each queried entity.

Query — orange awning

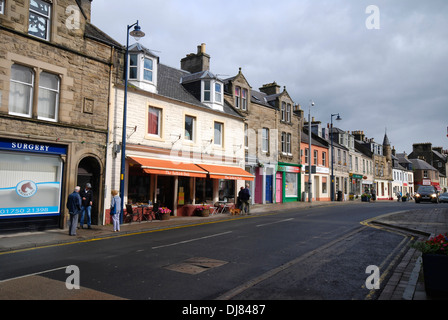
[129,157,207,178]
[197,164,254,181]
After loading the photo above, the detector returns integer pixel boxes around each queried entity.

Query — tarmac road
[1,201,439,302]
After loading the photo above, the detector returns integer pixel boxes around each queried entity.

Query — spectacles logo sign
[16,180,38,198]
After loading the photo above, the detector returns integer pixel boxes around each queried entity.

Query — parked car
[439,192,448,203]
[414,186,439,203]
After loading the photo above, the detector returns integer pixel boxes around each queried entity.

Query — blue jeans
[80,206,91,227]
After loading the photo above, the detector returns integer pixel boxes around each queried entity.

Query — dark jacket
[67,192,82,215]
[80,188,93,207]
[239,188,251,201]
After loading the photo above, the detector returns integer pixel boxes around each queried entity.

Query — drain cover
[164,257,228,275]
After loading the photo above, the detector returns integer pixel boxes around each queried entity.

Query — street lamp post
[119,21,145,224]
[330,113,342,201]
[308,101,315,203]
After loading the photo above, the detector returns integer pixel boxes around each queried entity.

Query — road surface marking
[151,231,233,249]
[256,218,294,227]
[0,266,68,284]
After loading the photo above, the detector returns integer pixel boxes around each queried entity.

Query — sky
[91,0,448,155]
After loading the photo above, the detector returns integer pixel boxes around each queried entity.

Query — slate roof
[84,22,122,48]
[409,158,438,171]
[157,64,242,118]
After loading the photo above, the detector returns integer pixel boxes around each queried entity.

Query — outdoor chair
[125,204,140,223]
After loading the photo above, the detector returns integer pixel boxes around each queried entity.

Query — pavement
[1,200,447,300]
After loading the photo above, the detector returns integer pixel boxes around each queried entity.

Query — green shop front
[276,163,302,203]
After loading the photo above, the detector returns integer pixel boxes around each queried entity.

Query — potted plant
[411,233,448,297]
[196,205,211,217]
[361,193,371,202]
[159,207,171,220]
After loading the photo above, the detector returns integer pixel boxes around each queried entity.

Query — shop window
[28,0,51,41]
[195,178,213,203]
[0,151,63,218]
[285,172,298,197]
[219,180,235,202]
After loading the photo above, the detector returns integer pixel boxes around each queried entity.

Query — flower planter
[422,253,448,297]
[160,212,170,220]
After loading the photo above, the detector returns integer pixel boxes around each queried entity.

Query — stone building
[223,69,278,204]
[409,143,447,192]
[224,78,303,204]
[104,43,251,221]
[0,0,120,232]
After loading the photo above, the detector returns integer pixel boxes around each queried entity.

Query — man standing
[239,183,251,215]
[67,186,82,236]
[80,183,93,229]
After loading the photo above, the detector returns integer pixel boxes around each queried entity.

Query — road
[0,202,435,303]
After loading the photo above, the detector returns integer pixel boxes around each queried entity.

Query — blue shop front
[0,138,66,233]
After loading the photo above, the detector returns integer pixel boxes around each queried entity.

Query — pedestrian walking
[110,190,121,232]
[66,186,82,236]
[239,184,251,215]
[80,183,93,229]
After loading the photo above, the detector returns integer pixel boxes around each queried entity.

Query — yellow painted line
[0,212,279,256]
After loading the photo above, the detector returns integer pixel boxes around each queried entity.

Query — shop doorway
[77,157,101,225]
[157,175,175,212]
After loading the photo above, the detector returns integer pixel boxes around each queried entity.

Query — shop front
[122,157,253,219]
[277,163,301,203]
[350,173,363,197]
[0,138,66,233]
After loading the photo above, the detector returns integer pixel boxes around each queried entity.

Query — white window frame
[9,64,34,118]
[281,102,286,121]
[184,115,195,142]
[286,133,291,155]
[37,71,60,122]
[235,86,240,109]
[241,88,247,111]
[261,128,269,153]
[322,151,327,166]
[143,57,153,82]
[28,0,51,41]
[148,106,162,137]
[202,80,223,105]
[214,122,223,146]
[286,103,291,122]
[281,132,286,153]
[0,0,5,14]
[129,54,138,80]
[128,53,156,84]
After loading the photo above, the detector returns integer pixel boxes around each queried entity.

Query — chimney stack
[180,43,210,73]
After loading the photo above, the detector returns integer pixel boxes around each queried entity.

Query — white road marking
[256,218,294,227]
[151,231,233,249]
[0,266,68,284]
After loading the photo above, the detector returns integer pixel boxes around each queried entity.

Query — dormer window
[201,79,223,109]
[129,54,155,84]
[127,44,158,93]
